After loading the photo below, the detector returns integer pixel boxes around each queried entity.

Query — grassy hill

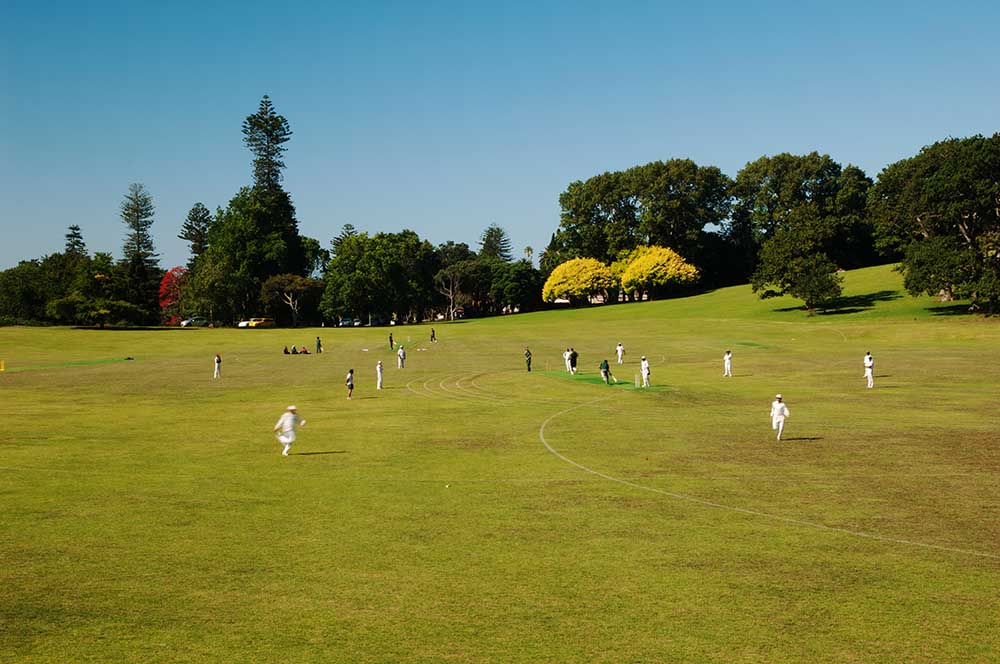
[2,264,997,663]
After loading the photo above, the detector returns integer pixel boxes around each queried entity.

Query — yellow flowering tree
[542,258,617,304]
[620,246,699,300]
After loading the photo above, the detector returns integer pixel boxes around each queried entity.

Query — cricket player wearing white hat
[770,394,789,441]
[274,405,306,456]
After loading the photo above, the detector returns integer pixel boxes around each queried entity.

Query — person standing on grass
[569,348,579,374]
[389,332,394,350]
[376,360,384,389]
[563,348,572,372]
[723,350,733,377]
[213,353,221,379]
[274,405,305,457]
[616,343,625,365]
[397,345,406,369]
[600,359,617,384]
[345,369,354,399]
[770,394,790,441]
[524,347,532,372]
[864,351,874,389]
[430,328,437,343]
[640,356,651,387]
[316,336,323,354]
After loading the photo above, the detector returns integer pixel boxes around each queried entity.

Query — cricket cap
[287,405,297,411]
[775,394,782,399]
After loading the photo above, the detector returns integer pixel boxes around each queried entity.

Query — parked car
[338,318,354,327]
[247,317,275,328]
[237,320,250,328]
[369,316,388,326]
[180,316,209,327]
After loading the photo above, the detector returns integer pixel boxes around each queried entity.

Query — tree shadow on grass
[926,303,978,316]
[773,290,902,315]
[816,290,902,315]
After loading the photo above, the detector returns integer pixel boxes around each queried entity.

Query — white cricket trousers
[772,417,785,440]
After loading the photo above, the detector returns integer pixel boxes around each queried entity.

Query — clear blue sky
[2,0,998,270]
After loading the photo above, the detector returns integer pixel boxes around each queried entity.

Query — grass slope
[1,264,997,663]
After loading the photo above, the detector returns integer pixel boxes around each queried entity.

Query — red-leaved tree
[159,266,188,324]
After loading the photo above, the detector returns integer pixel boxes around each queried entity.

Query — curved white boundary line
[539,399,1000,561]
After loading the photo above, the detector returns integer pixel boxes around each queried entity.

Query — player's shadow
[294,451,348,456]
[781,437,823,441]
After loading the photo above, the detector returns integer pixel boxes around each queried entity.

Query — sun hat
[775,394,782,399]
[287,405,297,411]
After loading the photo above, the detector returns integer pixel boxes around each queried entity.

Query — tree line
[1,95,997,326]
[541,136,1000,312]
[0,97,544,327]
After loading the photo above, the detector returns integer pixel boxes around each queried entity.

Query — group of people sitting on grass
[283,345,311,355]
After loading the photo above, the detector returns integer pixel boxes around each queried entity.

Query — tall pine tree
[242,95,292,191]
[479,224,513,262]
[179,202,212,267]
[120,183,162,321]
[65,224,87,256]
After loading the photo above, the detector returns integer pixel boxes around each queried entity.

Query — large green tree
[261,273,324,327]
[868,134,1000,311]
[554,160,733,271]
[728,153,875,273]
[729,153,874,308]
[322,230,439,323]
[188,96,307,322]
[198,187,304,320]
[491,259,543,313]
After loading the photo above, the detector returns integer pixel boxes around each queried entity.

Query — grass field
[2,264,998,663]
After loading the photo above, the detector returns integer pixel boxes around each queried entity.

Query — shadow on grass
[294,451,348,456]
[817,290,902,315]
[772,290,902,315]
[927,303,978,316]
[781,437,823,441]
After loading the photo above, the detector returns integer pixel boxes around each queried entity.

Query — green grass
[2,264,998,663]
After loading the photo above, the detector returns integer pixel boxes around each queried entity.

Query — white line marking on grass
[538,400,1000,561]
[438,375,487,402]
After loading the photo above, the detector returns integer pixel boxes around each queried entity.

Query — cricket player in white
[273,405,305,456]
[723,350,732,377]
[616,343,625,365]
[376,360,384,389]
[397,345,406,368]
[563,348,572,372]
[213,353,221,379]
[640,356,650,387]
[770,394,789,441]
[863,351,874,389]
